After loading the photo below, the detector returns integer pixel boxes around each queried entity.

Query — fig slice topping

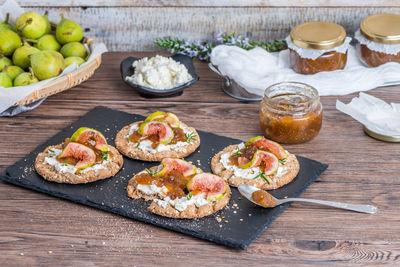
[187,173,227,201]
[58,142,96,169]
[139,121,174,145]
[239,150,279,175]
[144,111,180,128]
[70,127,108,151]
[245,136,287,160]
[156,158,197,177]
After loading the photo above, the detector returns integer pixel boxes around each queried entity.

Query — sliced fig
[245,136,287,160]
[144,111,180,128]
[187,173,227,201]
[156,158,197,177]
[139,121,174,144]
[70,127,108,151]
[239,150,279,175]
[58,142,95,169]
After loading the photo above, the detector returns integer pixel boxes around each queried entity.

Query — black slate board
[0,106,328,250]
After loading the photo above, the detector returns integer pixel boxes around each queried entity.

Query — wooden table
[1,52,399,266]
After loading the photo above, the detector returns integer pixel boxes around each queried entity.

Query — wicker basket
[15,38,102,106]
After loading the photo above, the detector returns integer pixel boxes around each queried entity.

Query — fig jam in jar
[287,21,350,74]
[355,14,400,67]
[259,82,322,144]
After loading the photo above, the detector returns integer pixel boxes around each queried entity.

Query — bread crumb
[249,213,252,216]
[20,253,24,256]
[233,211,237,214]
[240,218,243,221]
[70,245,74,248]
[48,251,53,254]
[216,217,222,223]
[102,242,106,245]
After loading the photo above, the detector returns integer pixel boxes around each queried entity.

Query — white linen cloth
[210,44,400,97]
[0,0,108,114]
[336,93,400,136]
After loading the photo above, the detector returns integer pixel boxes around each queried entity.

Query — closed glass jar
[355,14,400,67]
[259,82,322,144]
[287,21,349,74]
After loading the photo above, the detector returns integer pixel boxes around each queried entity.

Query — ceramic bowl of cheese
[115,111,200,161]
[211,136,299,190]
[120,54,199,98]
[35,127,123,184]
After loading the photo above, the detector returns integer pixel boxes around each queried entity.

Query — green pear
[12,42,40,69]
[55,14,83,44]
[14,67,39,86]
[2,65,24,80]
[34,34,61,51]
[0,72,12,88]
[0,55,12,71]
[16,11,47,39]
[0,13,17,32]
[31,50,65,80]
[65,56,85,67]
[0,29,22,56]
[60,42,87,59]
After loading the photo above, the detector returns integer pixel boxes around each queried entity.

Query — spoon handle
[280,198,378,214]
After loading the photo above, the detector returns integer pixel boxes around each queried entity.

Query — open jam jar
[259,82,322,144]
[287,21,350,74]
[355,14,400,67]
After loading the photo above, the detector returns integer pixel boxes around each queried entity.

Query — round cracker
[115,121,200,162]
[211,144,300,190]
[35,143,123,184]
[127,166,231,219]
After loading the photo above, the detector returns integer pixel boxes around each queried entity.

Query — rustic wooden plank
[12,0,400,7]
[3,7,398,51]
[1,52,400,265]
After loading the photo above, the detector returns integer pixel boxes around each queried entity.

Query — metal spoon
[238,185,378,214]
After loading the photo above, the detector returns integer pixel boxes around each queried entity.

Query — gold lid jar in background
[360,14,400,44]
[290,21,346,50]
[357,14,400,67]
[288,21,348,74]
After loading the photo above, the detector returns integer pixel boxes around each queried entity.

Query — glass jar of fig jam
[259,82,322,144]
[355,14,400,67]
[287,21,349,74]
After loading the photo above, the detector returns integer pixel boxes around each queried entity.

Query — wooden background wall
[1,1,400,51]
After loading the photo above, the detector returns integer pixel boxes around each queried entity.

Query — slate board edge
[0,106,329,250]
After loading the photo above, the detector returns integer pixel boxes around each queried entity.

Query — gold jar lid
[360,14,400,44]
[290,21,346,50]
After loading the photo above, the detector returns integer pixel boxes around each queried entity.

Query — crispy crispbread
[35,143,123,184]
[115,122,200,162]
[126,166,231,219]
[211,144,299,190]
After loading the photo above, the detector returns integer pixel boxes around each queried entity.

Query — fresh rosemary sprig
[232,151,242,157]
[145,168,155,176]
[154,30,287,62]
[187,192,193,200]
[253,171,271,185]
[48,149,54,153]
[279,158,288,165]
[135,141,140,148]
[185,132,197,143]
[62,160,68,167]
[101,150,109,161]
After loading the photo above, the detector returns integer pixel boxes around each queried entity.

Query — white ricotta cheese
[137,184,168,196]
[44,156,78,174]
[125,55,193,90]
[153,194,209,212]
